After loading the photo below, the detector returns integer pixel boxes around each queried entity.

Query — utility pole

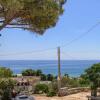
[57,47,61,91]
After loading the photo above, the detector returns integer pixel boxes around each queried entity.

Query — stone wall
[58,87,90,97]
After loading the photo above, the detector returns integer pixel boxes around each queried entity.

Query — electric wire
[0,21,100,57]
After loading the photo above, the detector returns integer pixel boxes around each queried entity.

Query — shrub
[0,67,13,78]
[1,89,11,100]
[61,76,81,88]
[0,79,16,100]
[36,70,42,76]
[22,69,36,76]
[47,90,56,97]
[41,74,47,81]
[34,84,49,94]
[61,76,69,87]
[47,74,54,81]
[79,76,90,87]
[51,80,58,93]
[68,77,80,87]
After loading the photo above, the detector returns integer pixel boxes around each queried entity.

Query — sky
[0,0,100,60]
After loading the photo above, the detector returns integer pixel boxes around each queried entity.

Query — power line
[61,21,100,48]
[0,47,57,56]
[61,51,76,60]
[0,21,100,57]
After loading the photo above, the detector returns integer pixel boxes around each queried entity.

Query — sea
[0,60,100,77]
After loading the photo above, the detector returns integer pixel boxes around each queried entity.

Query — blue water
[0,60,100,77]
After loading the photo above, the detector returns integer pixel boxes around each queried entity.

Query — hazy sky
[0,0,100,60]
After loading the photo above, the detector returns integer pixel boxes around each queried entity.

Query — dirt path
[34,92,90,100]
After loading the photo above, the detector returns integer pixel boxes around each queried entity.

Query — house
[12,76,40,94]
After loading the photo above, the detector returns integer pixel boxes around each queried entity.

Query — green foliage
[0,79,15,90]
[1,90,11,100]
[64,73,69,78]
[22,69,36,76]
[69,78,80,87]
[41,74,47,81]
[81,63,100,96]
[47,90,56,97]
[41,74,55,81]
[0,79,16,100]
[22,69,43,76]
[44,80,58,96]
[85,63,100,86]
[36,69,42,76]
[51,80,58,93]
[61,75,81,88]
[79,75,90,87]
[0,67,13,78]
[47,74,54,81]
[34,84,49,94]
[0,0,66,34]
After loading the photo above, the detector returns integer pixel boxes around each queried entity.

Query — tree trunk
[91,89,97,96]
[91,89,97,100]
[0,17,15,31]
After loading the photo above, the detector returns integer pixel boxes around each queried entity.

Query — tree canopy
[0,0,66,34]
[22,69,43,76]
[0,67,13,77]
[81,63,100,96]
